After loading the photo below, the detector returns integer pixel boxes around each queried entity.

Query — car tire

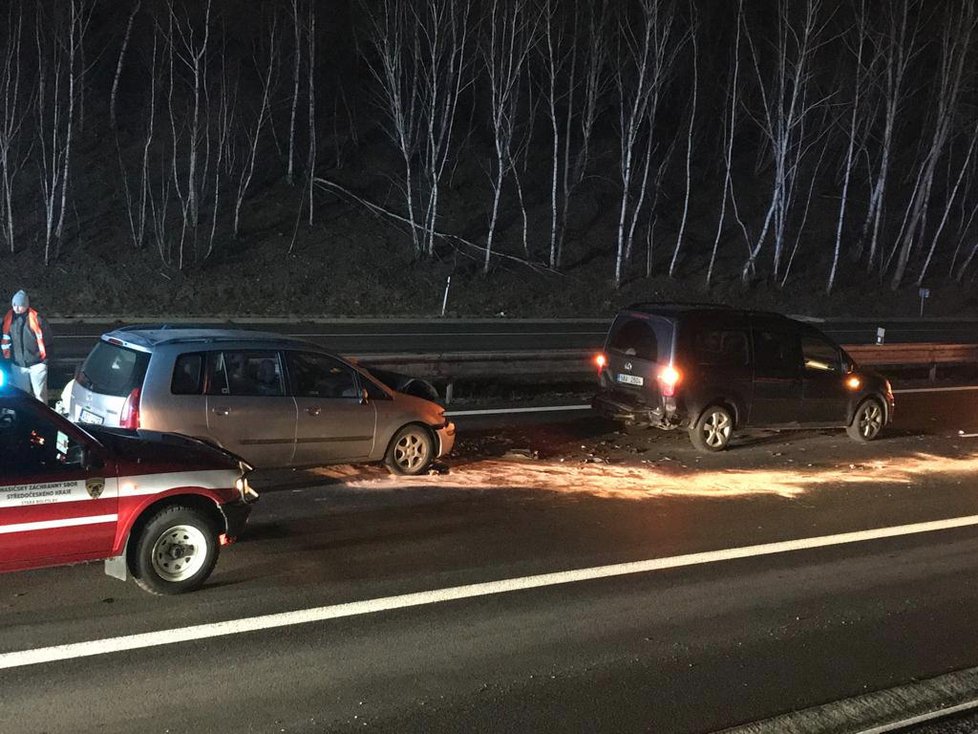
[847,397,884,442]
[689,405,734,452]
[132,506,220,595]
[385,424,435,475]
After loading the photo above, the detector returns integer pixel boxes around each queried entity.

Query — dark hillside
[0,0,976,318]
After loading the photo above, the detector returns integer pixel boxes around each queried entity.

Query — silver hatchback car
[67,328,455,474]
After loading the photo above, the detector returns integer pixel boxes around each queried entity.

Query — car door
[799,332,849,425]
[0,396,118,570]
[204,350,297,467]
[287,351,377,466]
[748,320,803,427]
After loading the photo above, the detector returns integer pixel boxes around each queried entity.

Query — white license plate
[79,408,104,425]
[616,373,644,386]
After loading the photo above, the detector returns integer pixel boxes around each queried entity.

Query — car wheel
[689,405,734,452]
[385,424,434,475]
[847,398,884,442]
[132,506,219,595]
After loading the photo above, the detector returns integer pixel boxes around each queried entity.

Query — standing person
[1,290,50,403]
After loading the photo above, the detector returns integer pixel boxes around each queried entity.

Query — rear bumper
[435,421,456,458]
[592,392,678,425]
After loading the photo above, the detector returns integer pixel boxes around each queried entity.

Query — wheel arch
[124,494,225,574]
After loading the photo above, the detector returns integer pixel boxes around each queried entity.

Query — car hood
[85,427,246,472]
[390,390,446,424]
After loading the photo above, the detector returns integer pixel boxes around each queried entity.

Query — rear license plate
[79,408,104,425]
[616,373,644,386]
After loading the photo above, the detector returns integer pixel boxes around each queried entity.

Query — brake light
[120,387,141,429]
[594,353,607,370]
[657,366,682,397]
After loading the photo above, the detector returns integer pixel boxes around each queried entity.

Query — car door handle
[306,407,321,416]
[211,407,230,416]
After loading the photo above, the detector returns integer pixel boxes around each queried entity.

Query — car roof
[620,303,795,324]
[102,327,316,352]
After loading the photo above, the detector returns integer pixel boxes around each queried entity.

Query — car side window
[287,352,359,399]
[0,402,86,477]
[692,329,749,366]
[753,330,801,372]
[206,351,285,397]
[171,353,204,395]
[802,335,842,373]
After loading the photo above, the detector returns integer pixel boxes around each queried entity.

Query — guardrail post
[929,363,938,383]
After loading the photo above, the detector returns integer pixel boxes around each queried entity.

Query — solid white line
[857,697,978,734]
[0,514,117,535]
[445,405,591,417]
[894,385,978,394]
[3,514,978,670]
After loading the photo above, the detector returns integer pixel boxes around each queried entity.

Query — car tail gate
[602,314,675,400]
[72,340,150,427]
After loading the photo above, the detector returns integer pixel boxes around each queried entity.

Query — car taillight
[594,353,607,371]
[120,387,141,429]
[657,366,682,397]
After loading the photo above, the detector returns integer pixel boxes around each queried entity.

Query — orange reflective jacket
[1,308,47,362]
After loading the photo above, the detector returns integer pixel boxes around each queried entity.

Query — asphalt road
[2,389,978,732]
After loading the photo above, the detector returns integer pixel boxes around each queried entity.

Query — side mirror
[359,387,369,405]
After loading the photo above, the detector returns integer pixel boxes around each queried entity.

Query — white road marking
[894,385,978,394]
[3,514,978,670]
[446,405,591,417]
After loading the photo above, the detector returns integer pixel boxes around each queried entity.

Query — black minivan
[592,304,894,451]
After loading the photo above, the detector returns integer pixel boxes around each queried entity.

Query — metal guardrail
[51,342,978,403]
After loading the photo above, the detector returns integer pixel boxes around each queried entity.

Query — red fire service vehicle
[0,369,258,594]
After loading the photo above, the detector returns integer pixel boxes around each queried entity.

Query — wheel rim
[702,410,732,448]
[394,430,430,472]
[859,402,882,439]
[150,524,209,583]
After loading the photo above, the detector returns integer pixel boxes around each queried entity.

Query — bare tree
[826,0,868,294]
[852,0,920,273]
[287,0,302,186]
[306,0,316,225]
[363,0,423,254]
[0,0,27,253]
[163,0,213,268]
[885,2,974,290]
[118,33,157,250]
[740,0,830,284]
[233,15,279,238]
[482,0,536,274]
[667,1,697,278]
[612,0,677,288]
[916,117,978,285]
[537,0,609,270]
[417,0,474,257]
[706,0,745,287]
[36,0,92,264]
[110,1,141,130]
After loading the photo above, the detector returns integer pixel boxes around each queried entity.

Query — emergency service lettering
[0,481,86,508]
